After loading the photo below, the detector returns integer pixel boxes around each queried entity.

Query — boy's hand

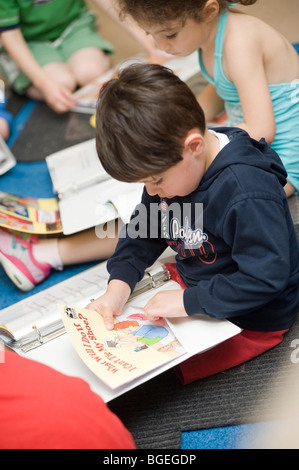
[86,293,122,331]
[143,290,187,321]
[86,279,131,330]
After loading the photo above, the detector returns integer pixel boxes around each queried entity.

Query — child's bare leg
[67,47,111,86]
[57,222,120,266]
[33,219,122,270]
[0,117,10,140]
[0,222,120,291]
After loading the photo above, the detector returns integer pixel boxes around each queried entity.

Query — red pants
[165,262,289,385]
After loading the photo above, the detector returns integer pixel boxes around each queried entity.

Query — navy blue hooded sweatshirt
[107,128,299,331]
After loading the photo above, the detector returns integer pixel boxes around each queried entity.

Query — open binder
[45,139,143,235]
[0,258,240,401]
[0,262,171,354]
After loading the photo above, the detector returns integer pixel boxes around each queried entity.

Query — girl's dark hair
[96,63,206,182]
[116,0,257,24]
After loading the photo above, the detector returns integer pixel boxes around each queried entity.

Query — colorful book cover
[0,191,62,234]
[60,303,186,389]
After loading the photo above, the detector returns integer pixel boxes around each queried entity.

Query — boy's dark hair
[116,0,257,25]
[96,63,206,182]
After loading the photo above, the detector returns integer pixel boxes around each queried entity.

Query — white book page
[108,183,144,223]
[0,135,16,175]
[164,51,200,81]
[59,180,143,234]
[58,182,118,235]
[0,262,110,341]
[46,139,109,195]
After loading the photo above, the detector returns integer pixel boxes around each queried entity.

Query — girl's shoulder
[224,11,298,83]
[226,11,288,50]
[225,12,270,48]
[222,12,265,78]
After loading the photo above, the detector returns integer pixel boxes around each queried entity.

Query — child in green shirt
[0,0,114,113]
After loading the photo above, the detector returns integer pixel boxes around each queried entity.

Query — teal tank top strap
[197,47,210,83]
[213,10,229,83]
[197,10,229,85]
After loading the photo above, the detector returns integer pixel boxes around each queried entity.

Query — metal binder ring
[32,325,44,344]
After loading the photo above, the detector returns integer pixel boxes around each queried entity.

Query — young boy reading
[87,63,299,384]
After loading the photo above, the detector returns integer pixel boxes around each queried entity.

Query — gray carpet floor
[109,311,299,449]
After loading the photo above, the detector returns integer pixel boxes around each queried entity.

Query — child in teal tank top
[116,0,299,196]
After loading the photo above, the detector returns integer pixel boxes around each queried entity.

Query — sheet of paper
[0,262,109,341]
[59,180,143,235]
[46,139,109,195]
[0,135,16,175]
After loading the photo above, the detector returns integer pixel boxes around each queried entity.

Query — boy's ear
[184,132,205,156]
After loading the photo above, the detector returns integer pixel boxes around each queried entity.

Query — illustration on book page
[60,302,186,390]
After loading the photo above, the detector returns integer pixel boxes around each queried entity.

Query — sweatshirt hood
[200,127,288,190]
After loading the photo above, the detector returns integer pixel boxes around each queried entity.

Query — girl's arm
[225,33,276,144]
[0,29,76,112]
[197,83,225,123]
[93,0,168,63]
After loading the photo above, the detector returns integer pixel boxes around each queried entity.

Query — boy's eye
[154,178,163,185]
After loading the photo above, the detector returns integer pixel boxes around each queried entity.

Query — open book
[0,259,240,401]
[72,51,200,114]
[46,139,143,235]
[0,190,62,234]
[59,302,187,390]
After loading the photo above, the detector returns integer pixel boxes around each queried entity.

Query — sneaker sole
[0,252,35,292]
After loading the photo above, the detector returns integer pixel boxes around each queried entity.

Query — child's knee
[44,63,77,91]
[0,117,10,140]
[56,71,77,92]
[0,96,13,140]
[69,49,111,86]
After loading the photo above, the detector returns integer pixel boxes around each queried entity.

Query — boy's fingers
[98,307,115,331]
[85,301,98,311]
[85,302,114,330]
